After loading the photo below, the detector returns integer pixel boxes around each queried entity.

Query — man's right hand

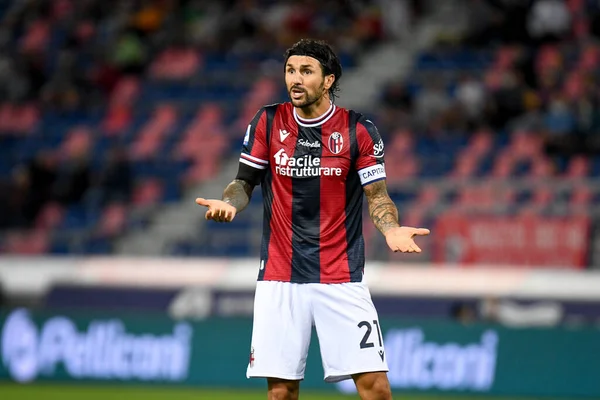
[195,198,237,222]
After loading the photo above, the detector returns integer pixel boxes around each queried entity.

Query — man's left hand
[385,226,430,253]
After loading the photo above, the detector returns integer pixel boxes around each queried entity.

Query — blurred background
[0,0,600,399]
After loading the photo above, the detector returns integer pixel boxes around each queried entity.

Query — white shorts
[246,281,389,382]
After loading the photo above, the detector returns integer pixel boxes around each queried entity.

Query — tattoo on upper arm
[363,180,399,235]
[222,179,254,212]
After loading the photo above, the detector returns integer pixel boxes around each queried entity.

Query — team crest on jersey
[328,132,344,154]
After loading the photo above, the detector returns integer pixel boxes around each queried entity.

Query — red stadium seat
[509,131,544,159]
[570,186,593,206]
[0,104,39,134]
[535,45,562,73]
[415,186,441,206]
[531,187,555,206]
[149,47,202,80]
[490,151,515,178]
[389,129,414,155]
[102,105,132,136]
[97,203,127,237]
[565,155,590,178]
[567,0,584,13]
[493,46,520,70]
[182,157,221,185]
[130,104,178,159]
[577,44,600,71]
[450,153,479,179]
[34,202,65,231]
[132,179,164,206]
[19,20,50,53]
[109,76,141,107]
[60,126,93,159]
[529,156,556,178]
[385,156,419,184]
[194,103,224,128]
[563,71,584,101]
[467,129,494,156]
[4,230,50,255]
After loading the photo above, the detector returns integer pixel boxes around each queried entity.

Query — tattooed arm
[222,179,255,213]
[363,180,400,236]
[196,179,256,223]
[363,180,430,253]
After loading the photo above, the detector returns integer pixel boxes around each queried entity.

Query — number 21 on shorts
[358,320,385,361]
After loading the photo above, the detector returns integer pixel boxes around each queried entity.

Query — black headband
[285,52,331,75]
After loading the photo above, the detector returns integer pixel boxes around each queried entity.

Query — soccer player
[195,39,430,400]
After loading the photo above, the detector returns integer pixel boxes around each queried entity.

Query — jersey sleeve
[240,107,269,169]
[236,108,270,185]
[355,117,386,186]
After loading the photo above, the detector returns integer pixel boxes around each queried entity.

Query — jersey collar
[293,102,336,127]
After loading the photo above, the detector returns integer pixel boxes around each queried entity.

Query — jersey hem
[247,371,305,380]
[258,277,363,284]
[324,368,389,383]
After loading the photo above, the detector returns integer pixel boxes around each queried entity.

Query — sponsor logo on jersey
[243,125,251,145]
[274,149,342,178]
[297,138,321,148]
[328,132,344,154]
[370,139,384,158]
[279,129,291,142]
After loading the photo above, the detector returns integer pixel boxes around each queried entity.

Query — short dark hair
[284,39,343,101]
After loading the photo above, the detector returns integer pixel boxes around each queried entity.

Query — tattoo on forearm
[364,180,400,235]
[222,179,254,212]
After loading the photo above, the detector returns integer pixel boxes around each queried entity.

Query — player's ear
[323,74,335,91]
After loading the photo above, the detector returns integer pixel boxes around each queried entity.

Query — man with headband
[196,39,430,400]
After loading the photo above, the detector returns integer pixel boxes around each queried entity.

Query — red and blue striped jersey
[239,102,386,283]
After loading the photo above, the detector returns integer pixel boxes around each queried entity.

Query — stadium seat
[132,177,164,206]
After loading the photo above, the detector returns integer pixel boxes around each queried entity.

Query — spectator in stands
[508,91,545,132]
[527,0,571,44]
[0,172,26,229]
[487,69,528,129]
[22,151,58,225]
[376,0,412,40]
[96,147,133,206]
[544,94,575,136]
[455,73,487,127]
[463,0,505,47]
[487,0,534,44]
[0,53,29,102]
[111,27,148,75]
[413,78,451,130]
[0,151,60,229]
[131,0,169,37]
[542,94,581,155]
[592,5,600,39]
[463,0,534,45]
[18,51,47,101]
[54,147,92,207]
[378,80,413,133]
[40,50,88,113]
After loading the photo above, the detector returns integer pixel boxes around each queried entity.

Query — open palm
[385,226,430,253]
[195,198,237,222]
